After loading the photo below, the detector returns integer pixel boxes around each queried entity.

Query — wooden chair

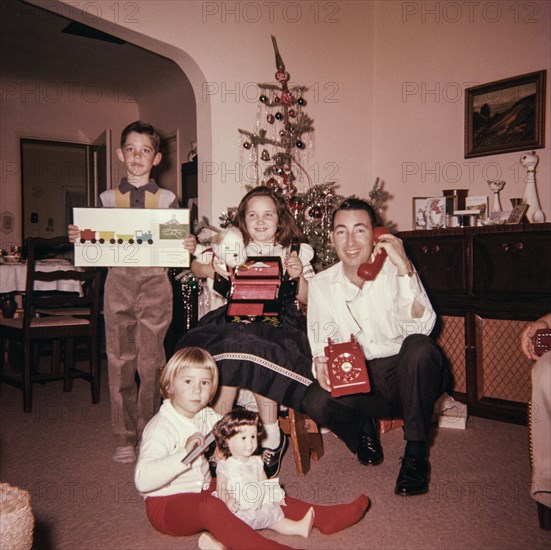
[0,236,102,412]
[279,408,324,476]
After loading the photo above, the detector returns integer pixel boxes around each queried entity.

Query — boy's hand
[285,251,303,279]
[184,234,197,254]
[68,224,80,244]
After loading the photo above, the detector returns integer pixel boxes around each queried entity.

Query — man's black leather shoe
[357,434,384,465]
[394,456,430,496]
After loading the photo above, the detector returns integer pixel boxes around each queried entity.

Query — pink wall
[372,1,550,227]
[4,0,550,244]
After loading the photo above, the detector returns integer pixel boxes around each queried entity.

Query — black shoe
[357,434,384,466]
[394,456,430,496]
[262,433,288,479]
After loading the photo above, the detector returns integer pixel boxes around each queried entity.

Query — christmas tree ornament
[274,96,280,103]
[261,149,270,161]
[288,109,297,118]
[297,97,305,106]
[259,94,268,104]
[296,140,305,149]
[267,114,275,124]
[266,177,278,190]
[275,112,283,121]
[243,141,252,150]
[281,92,293,105]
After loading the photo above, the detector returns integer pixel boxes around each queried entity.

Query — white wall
[9,0,551,236]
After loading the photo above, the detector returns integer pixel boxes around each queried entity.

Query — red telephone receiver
[357,226,389,281]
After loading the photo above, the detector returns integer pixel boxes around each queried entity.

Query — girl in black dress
[176,187,315,477]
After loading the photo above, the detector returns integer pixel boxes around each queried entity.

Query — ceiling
[0,0,185,91]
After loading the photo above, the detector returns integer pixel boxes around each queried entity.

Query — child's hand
[184,432,204,454]
[285,251,303,279]
[184,234,197,254]
[68,224,80,244]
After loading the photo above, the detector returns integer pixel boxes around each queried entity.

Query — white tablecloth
[0,260,83,294]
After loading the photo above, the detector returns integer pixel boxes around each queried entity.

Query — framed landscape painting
[465,70,546,158]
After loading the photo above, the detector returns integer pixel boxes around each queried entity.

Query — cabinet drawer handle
[421,244,440,254]
[501,242,525,252]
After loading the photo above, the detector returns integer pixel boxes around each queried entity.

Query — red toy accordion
[226,257,283,322]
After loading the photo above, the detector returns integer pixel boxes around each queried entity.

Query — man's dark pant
[303,334,447,453]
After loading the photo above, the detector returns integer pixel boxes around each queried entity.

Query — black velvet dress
[175,291,314,412]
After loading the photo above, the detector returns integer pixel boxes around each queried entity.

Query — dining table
[0,258,84,295]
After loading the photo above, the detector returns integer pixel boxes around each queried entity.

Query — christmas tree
[195,36,394,272]
[236,36,394,270]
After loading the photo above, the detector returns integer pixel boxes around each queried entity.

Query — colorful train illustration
[79,228,154,245]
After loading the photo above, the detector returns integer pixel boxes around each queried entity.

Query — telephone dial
[324,335,371,398]
[357,226,389,281]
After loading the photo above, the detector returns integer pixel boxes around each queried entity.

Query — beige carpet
[0,360,548,550]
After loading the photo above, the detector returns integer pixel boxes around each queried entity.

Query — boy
[69,120,196,463]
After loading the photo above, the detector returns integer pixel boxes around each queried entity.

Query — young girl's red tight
[145,482,369,549]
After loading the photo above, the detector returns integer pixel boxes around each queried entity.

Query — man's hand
[521,320,548,361]
[313,356,331,392]
[376,233,414,276]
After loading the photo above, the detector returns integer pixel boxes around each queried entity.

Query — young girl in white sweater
[135,347,370,549]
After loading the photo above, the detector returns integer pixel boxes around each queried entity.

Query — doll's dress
[215,456,284,530]
[175,242,315,412]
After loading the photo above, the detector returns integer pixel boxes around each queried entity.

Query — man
[520,313,551,515]
[303,198,448,496]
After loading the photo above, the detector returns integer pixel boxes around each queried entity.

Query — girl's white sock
[262,421,281,450]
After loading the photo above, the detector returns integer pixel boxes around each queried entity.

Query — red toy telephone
[357,226,389,281]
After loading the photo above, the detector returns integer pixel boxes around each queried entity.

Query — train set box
[226,257,283,322]
[73,208,190,267]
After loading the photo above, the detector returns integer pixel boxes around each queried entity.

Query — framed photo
[425,197,447,229]
[465,70,546,158]
[506,204,528,224]
[412,197,428,229]
[466,195,489,222]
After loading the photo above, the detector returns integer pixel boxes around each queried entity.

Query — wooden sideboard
[398,223,551,425]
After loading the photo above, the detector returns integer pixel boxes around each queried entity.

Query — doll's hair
[160,347,219,401]
[331,197,379,229]
[235,186,308,247]
[212,406,264,458]
[120,120,161,153]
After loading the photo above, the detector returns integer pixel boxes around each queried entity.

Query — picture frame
[465,70,546,158]
[465,195,489,223]
[425,197,447,229]
[412,197,428,230]
[506,204,528,224]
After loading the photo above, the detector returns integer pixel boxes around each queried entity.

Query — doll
[212,407,315,537]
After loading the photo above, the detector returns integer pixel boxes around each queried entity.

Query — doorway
[21,139,90,240]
